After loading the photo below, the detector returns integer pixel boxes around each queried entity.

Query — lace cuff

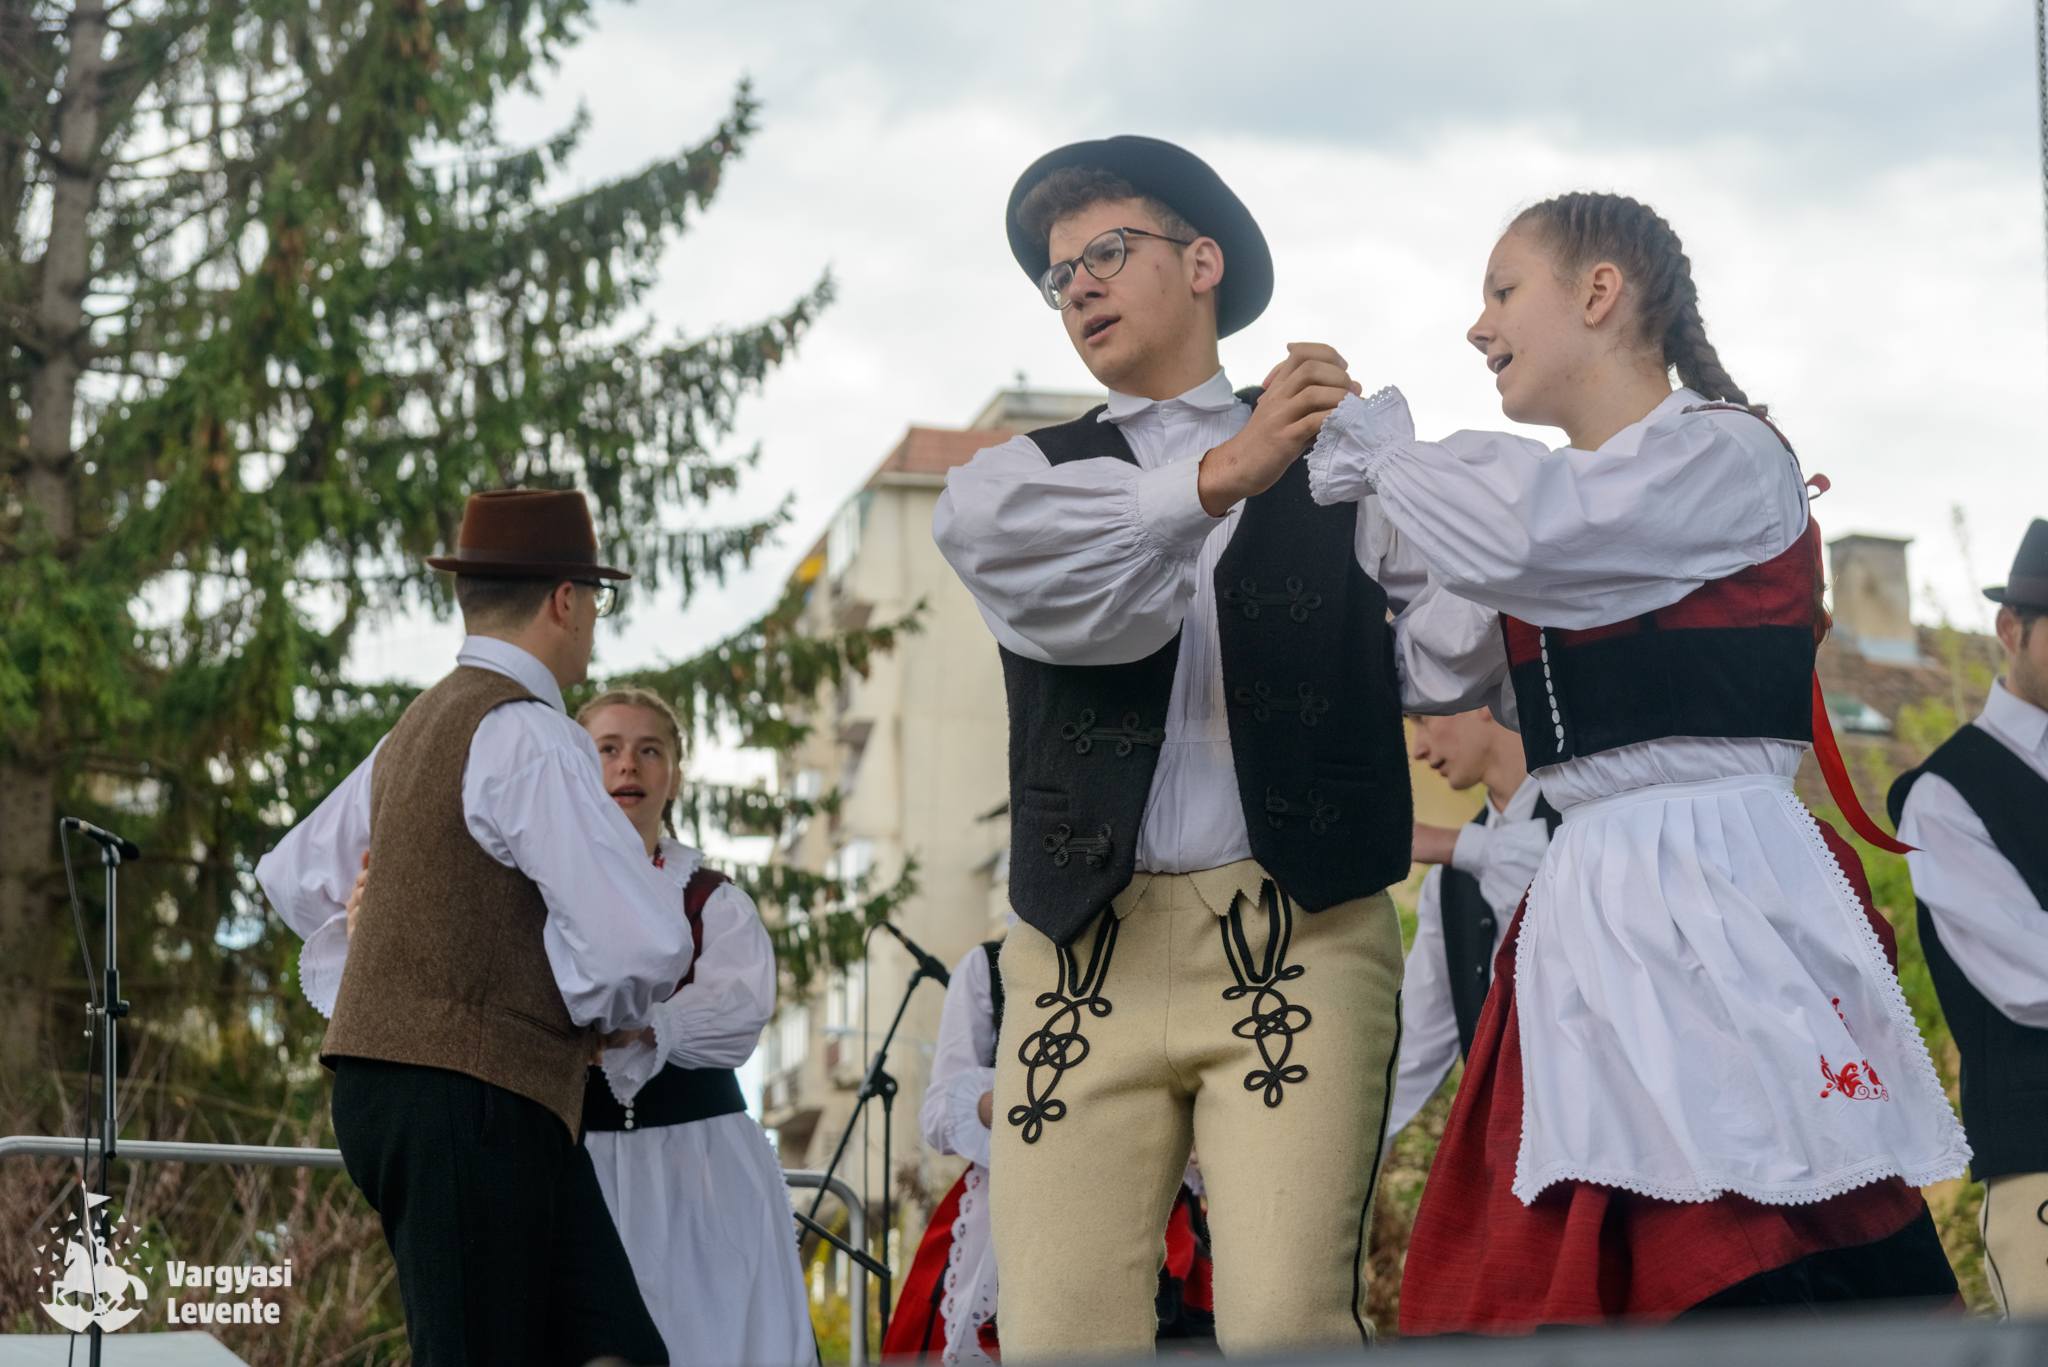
[1307,387,1413,505]
[600,1029,664,1105]
[297,914,350,1019]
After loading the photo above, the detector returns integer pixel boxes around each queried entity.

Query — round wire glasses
[1038,226,1194,310]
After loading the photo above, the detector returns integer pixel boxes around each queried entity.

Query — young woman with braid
[1294,194,1970,1328]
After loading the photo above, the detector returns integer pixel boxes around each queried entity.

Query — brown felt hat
[424,488,629,580]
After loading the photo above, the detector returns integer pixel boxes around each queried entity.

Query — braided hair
[1511,192,1764,417]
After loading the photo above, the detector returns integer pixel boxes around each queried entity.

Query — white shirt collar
[1980,676,2048,759]
[653,836,707,885]
[1489,775,1544,823]
[456,635,566,714]
[1100,369,1240,423]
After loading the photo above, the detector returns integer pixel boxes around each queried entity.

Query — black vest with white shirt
[999,393,1412,945]
[1888,725,2048,1181]
[1439,793,1561,1059]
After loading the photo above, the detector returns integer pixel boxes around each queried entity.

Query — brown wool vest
[321,666,593,1134]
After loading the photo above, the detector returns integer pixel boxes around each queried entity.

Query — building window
[826,493,871,583]
[764,1004,810,1077]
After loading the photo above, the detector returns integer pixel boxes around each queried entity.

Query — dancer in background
[886,933,1213,1363]
[1298,193,1968,1329]
[1388,709,1557,1137]
[1891,518,2048,1318]
[576,687,815,1367]
[258,489,685,1366]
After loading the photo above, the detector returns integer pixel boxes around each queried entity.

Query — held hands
[1197,343,1362,517]
[1411,822,1461,866]
[344,851,368,940]
[591,1026,656,1063]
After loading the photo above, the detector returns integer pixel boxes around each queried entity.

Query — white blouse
[1309,387,1813,804]
[919,945,999,1171]
[933,369,1506,875]
[1898,680,2048,1029]
[601,838,778,1102]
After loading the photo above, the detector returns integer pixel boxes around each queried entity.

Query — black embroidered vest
[1438,792,1561,1059]
[1888,725,2048,1181]
[999,392,1413,945]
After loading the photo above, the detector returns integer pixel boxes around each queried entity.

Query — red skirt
[1399,817,1933,1335]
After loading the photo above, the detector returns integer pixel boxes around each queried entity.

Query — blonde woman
[575,686,813,1367]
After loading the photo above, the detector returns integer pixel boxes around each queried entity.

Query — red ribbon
[1810,673,1914,854]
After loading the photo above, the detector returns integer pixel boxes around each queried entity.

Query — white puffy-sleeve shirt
[601,839,777,1102]
[1309,386,1814,802]
[933,370,1507,874]
[254,636,691,1032]
[1898,680,2048,1028]
[919,945,998,1171]
[1387,778,1554,1136]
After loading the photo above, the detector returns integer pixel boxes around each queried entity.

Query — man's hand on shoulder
[1197,343,1361,517]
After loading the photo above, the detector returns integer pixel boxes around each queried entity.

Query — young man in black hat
[258,489,691,1366]
[932,136,1501,1355]
[1890,516,2048,1318]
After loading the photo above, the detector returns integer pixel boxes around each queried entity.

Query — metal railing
[2,1136,870,1367]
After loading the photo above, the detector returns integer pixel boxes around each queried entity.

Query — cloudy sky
[355,0,2048,694]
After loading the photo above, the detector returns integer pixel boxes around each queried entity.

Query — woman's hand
[344,852,369,940]
[977,1090,994,1129]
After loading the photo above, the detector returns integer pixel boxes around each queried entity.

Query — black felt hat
[1006,136,1273,339]
[1985,517,2048,610]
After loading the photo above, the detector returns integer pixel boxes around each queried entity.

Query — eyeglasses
[571,579,622,618]
[1038,227,1194,311]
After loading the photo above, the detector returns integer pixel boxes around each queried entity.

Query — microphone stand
[804,933,943,1348]
[62,820,132,1367]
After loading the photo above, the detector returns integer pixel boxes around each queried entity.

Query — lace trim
[939,1164,997,1366]
[1510,794,1972,1206]
[1778,790,1971,1170]
[1306,387,1407,504]
[1515,1153,1949,1208]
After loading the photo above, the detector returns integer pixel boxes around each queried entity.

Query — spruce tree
[0,0,902,1097]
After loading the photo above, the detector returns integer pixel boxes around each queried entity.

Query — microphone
[879,922,950,987]
[61,818,141,863]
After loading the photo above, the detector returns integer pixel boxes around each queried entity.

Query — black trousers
[331,1057,668,1367]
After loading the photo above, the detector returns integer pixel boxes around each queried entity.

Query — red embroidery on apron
[1820,1055,1888,1101]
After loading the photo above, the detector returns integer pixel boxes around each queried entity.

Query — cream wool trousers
[1982,1171,2048,1318]
[990,860,1403,1359]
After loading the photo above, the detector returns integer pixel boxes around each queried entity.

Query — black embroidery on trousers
[1059,709,1166,756]
[1263,786,1340,833]
[1009,912,1119,1144]
[1232,681,1331,726]
[1220,881,1312,1107]
[1220,576,1321,622]
[1044,823,1113,869]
